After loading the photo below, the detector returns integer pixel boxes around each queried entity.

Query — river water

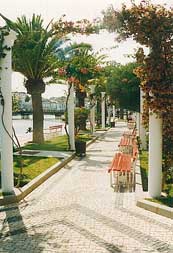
[12,114,64,145]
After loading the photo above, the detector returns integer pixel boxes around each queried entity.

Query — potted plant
[75,137,86,157]
[110,119,115,127]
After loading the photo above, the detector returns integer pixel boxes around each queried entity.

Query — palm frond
[11,14,60,80]
[0,13,17,31]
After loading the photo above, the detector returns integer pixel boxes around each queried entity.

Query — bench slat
[108,153,131,173]
[49,125,62,130]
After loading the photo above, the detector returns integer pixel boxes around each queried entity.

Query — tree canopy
[105,62,140,112]
[57,42,106,106]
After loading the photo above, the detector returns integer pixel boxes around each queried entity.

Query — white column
[136,112,140,136]
[148,112,162,198]
[90,85,95,134]
[112,105,115,121]
[101,92,105,129]
[67,83,75,150]
[140,89,147,149]
[0,30,16,193]
[107,101,111,126]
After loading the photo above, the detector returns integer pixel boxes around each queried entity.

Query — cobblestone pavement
[0,122,173,253]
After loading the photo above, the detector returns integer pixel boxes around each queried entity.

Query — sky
[0,0,172,98]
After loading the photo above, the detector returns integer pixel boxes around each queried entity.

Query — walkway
[0,122,173,253]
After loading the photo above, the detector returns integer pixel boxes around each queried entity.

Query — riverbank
[12,115,65,146]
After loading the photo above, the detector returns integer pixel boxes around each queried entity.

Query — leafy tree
[25,95,30,103]
[105,62,140,112]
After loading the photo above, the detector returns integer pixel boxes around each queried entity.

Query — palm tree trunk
[32,93,44,144]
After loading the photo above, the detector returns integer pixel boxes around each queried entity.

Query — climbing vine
[0,26,10,60]
[102,0,173,180]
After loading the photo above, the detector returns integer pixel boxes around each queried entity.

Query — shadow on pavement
[0,192,45,252]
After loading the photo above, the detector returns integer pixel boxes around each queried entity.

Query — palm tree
[2,14,60,143]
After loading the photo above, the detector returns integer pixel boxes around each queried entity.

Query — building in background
[12,92,66,114]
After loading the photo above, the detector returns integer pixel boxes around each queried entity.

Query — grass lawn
[24,135,69,151]
[140,150,173,208]
[23,133,93,151]
[0,156,60,188]
[139,151,148,191]
[76,133,93,142]
[145,195,173,208]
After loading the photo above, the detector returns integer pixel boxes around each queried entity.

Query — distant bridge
[13,110,65,118]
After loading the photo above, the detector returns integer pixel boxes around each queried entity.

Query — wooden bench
[118,133,138,157]
[118,136,133,154]
[49,125,63,133]
[108,122,138,191]
[44,125,63,140]
[123,127,136,138]
[108,152,135,191]
[127,120,136,130]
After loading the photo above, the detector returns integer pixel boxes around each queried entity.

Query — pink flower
[80,68,88,74]
[58,68,66,76]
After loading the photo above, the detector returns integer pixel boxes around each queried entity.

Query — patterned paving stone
[0,122,173,253]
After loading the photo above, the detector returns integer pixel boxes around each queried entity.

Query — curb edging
[0,152,75,206]
[136,199,173,219]
[135,153,173,219]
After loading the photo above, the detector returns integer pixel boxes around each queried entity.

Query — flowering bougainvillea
[0,27,10,59]
[53,15,99,38]
[57,44,105,107]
